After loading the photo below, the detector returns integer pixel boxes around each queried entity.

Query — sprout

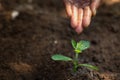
[51,40,98,72]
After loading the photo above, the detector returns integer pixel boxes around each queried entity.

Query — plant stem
[75,53,79,60]
[73,53,79,72]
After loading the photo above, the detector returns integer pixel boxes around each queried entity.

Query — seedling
[51,40,98,72]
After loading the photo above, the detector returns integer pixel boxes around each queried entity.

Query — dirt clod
[67,0,91,8]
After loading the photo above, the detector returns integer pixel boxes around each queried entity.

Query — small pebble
[11,10,19,19]
[54,40,58,44]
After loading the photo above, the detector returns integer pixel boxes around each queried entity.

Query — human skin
[64,0,101,34]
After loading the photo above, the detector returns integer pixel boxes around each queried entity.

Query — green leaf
[51,54,73,61]
[76,40,90,51]
[71,39,77,49]
[79,64,99,70]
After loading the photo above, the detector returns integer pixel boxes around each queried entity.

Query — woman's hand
[64,0,100,34]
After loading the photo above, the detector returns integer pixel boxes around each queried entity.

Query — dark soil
[0,0,120,80]
[68,0,91,8]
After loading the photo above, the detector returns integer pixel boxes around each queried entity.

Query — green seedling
[51,40,98,72]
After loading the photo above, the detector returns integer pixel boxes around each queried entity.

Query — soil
[0,0,120,80]
[68,0,91,8]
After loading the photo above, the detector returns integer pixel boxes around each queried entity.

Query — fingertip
[82,20,90,28]
[71,5,78,28]
[75,26,83,34]
[77,8,83,29]
[91,0,100,16]
[93,9,97,16]
[83,6,92,27]
[71,20,77,28]
[83,19,91,28]
[91,4,97,16]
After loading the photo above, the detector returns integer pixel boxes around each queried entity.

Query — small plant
[51,40,98,72]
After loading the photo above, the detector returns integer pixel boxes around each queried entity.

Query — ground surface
[0,0,120,80]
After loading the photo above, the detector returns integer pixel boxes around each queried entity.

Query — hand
[64,0,100,34]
